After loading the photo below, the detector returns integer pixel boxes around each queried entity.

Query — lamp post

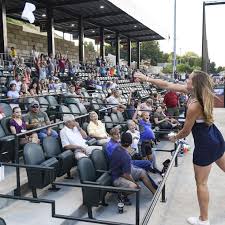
[172,0,177,79]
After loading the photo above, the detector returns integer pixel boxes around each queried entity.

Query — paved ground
[0,108,224,225]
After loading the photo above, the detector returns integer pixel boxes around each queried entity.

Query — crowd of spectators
[0,46,190,206]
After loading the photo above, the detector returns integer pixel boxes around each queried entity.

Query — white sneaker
[187,217,210,225]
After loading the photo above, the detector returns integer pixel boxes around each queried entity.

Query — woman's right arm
[134,72,188,93]
[10,126,17,134]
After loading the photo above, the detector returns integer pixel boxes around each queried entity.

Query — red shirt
[164,91,178,108]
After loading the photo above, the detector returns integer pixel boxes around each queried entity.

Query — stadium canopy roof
[6,0,164,42]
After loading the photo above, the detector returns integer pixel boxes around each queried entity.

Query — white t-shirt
[126,130,140,152]
[60,126,88,148]
[106,95,119,106]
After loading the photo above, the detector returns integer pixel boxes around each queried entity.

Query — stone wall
[6,23,96,63]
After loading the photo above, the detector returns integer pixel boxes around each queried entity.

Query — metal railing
[141,142,182,225]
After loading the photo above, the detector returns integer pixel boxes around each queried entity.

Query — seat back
[104,115,113,131]
[38,97,49,112]
[117,112,125,123]
[0,218,6,225]
[23,143,45,165]
[82,122,89,133]
[111,113,119,124]
[42,136,61,157]
[0,103,12,117]
[46,96,58,109]
[0,124,6,138]
[65,97,80,104]
[76,103,87,114]
[1,117,11,135]
[90,149,108,172]
[59,105,71,118]
[77,157,96,183]
[69,104,81,115]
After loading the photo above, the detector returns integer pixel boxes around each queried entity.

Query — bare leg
[215,152,225,172]
[194,164,212,221]
[140,173,156,194]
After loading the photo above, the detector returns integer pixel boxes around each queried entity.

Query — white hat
[63,114,75,123]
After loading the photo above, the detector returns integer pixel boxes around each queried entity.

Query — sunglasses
[32,105,39,108]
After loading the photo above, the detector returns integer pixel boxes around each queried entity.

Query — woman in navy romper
[135,70,225,225]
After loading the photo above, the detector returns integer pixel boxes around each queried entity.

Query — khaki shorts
[113,166,145,188]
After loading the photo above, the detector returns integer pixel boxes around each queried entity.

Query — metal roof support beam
[108,21,139,27]
[127,38,131,67]
[53,0,100,7]
[132,34,157,38]
[137,41,140,69]
[116,32,120,65]
[122,28,150,33]
[84,12,124,19]
[46,6,55,56]
[100,27,105,61]
[78,16,84,64]
[0,0,8,55]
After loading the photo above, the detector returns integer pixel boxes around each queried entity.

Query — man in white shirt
[60,115,101,160]
[106,89,126,113]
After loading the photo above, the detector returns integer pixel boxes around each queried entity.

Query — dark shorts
[141,141,152,157]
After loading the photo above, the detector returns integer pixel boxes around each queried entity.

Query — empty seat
[0,103,12,117]
[68,104,81,115]
[0,124,15,162]
[38,97,49,112]
[90,149,110,178]
[42,137,75,177]
[76,103,88,114]
[23,143,59,198]
[77,157,111,218]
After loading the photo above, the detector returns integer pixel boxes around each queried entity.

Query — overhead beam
[121,28,150,33]
[205,1,225,6]
[53,0,100,7]
[108,21,139,27]
[131,33,158,38]
[83,12,124,19]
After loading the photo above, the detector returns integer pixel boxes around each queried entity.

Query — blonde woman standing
[135,70,225,225]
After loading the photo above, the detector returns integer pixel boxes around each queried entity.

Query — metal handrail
[141,142,182,225]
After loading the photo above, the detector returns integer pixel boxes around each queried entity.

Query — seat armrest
[0,135,15,142]
[86,138,97,146]
[83,180,100,185]
[96,169,111,174]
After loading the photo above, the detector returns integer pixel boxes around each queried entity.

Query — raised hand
[134,72,147,82]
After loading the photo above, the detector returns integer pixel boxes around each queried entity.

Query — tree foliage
[84,41,95,52]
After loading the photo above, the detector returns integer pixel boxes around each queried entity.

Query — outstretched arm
[134,72,188,93]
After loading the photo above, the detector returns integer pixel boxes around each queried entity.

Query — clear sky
[109,0,225,67]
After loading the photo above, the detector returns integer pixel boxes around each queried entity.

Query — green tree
[84,41,95,52]
[162,64,173,74]
[140,41,163,65]
[208,61,216,74]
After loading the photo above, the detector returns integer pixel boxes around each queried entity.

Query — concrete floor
[0,108,224,225]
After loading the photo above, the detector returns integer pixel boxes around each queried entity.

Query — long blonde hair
[192,70,214,125]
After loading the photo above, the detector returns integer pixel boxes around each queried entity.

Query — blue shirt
[105,139,119,160]
[139,119,155,141]
[110,145,132,181]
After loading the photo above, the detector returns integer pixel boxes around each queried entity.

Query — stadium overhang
[2,0,165,66]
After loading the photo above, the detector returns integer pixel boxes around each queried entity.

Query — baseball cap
[30,100,39,107]
[63,114,75,123]
[121,132,132,146]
